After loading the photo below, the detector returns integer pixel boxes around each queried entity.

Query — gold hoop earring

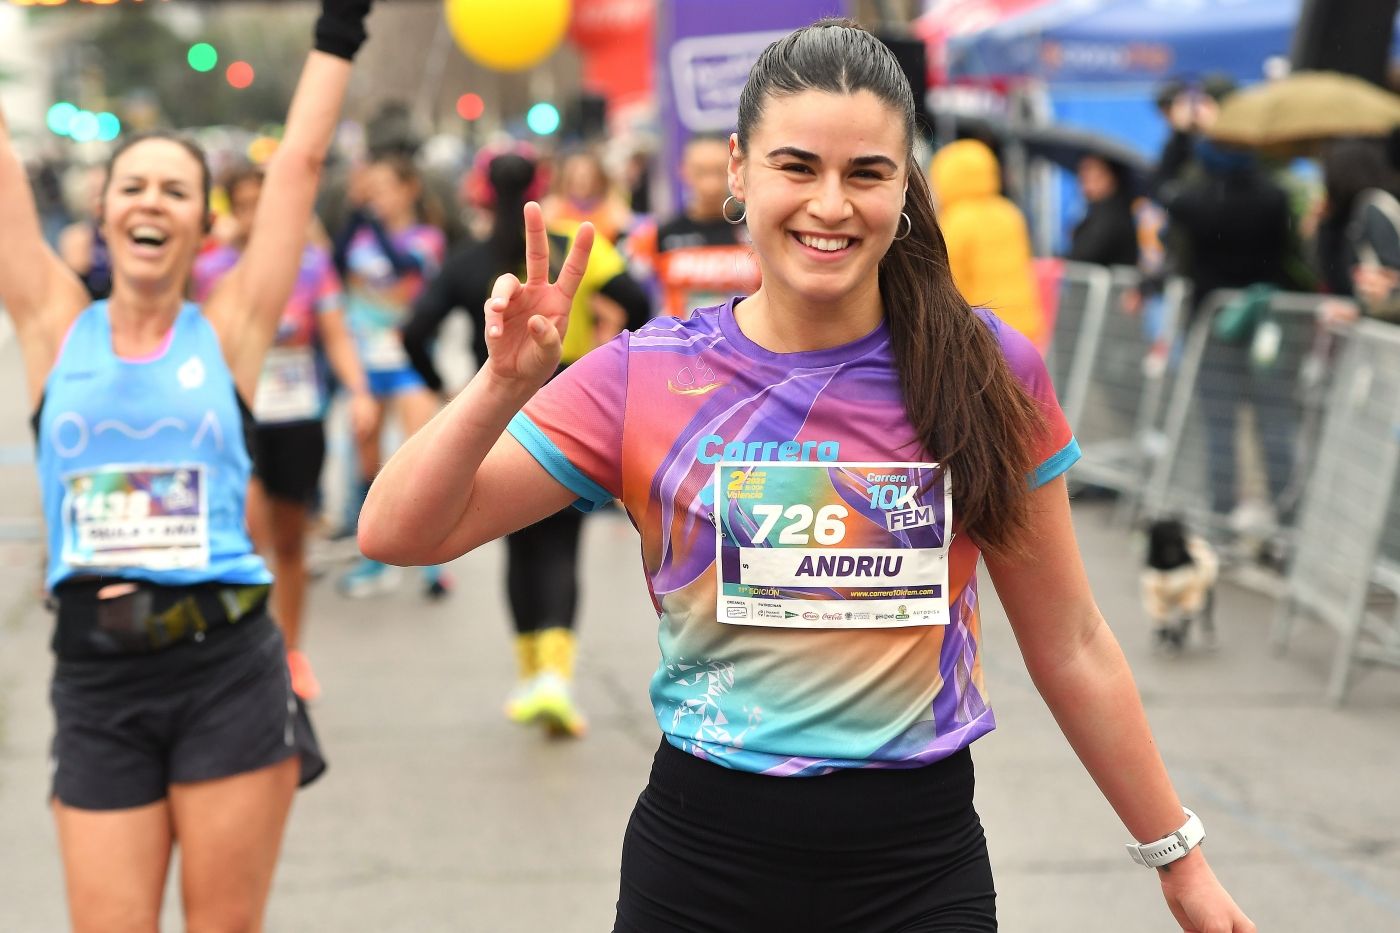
[722,195,747,225]
[893,212,912,241]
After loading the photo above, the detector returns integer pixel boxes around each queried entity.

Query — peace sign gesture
[484,201,594,388]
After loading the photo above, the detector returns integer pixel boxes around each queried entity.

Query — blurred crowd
[18,75,1400,564]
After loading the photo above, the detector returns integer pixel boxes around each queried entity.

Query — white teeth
[798,234,850,252]
[131,225,167,245]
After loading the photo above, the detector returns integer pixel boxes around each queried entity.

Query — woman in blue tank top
[0,1,377,928]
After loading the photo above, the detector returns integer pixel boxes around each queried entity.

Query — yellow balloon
[445,0,572,73]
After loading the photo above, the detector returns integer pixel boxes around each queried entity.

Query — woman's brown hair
[736,19,1048,554]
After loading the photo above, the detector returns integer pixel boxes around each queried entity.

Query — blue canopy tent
[942,0,1397,251]
[947,0,1311,87]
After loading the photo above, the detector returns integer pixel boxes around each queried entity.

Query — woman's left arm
[207,1,373,398]
[984,477,1255,933]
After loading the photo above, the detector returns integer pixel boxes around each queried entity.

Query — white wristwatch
[1125,808,1205,868]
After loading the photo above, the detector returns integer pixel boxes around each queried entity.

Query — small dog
[1141,518,1219,652]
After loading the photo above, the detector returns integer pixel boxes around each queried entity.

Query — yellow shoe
[504,633,541,723]
[504,679,539,723]
[529,673,588,738]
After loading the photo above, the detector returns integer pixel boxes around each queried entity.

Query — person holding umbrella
[1067,154,1139,268]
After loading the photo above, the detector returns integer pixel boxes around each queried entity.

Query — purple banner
[657,0,850,213]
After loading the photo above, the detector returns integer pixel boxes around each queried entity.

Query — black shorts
[614,740,997,933]
[252,420,326,505]
[49,612,326,811]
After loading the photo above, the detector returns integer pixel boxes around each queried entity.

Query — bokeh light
[68,111,100,143]
[188,43,218,73]
[456,93,485,121]
[46,101,78,136]
[526,102,560,136]
[226,61,255,90]
[96,112,122,143]
[247,136,279,165]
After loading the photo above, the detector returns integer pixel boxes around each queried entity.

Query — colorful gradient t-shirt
[508,299,1079,776]
[192,244,343,423]
[343,223,445,374]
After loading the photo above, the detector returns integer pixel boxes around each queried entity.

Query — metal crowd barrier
[1070,270,1185,511]
[1142,289,1335,549]
[1272,318,1400,702]
[1046,261,1112,428]
[1045,263,1188,517]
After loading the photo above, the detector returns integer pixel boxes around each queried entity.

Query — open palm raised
[483,201,595,387]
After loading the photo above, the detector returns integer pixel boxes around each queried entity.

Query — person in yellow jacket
[929,139,1047,348]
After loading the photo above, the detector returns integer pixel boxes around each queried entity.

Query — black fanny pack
[50,579,271,659]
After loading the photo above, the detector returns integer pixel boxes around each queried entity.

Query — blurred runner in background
[402,145,650,737]
[194,164,375,701]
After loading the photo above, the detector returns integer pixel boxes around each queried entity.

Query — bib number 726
[751,503,848,545]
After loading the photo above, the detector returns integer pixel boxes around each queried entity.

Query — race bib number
[362,327,409,371]
[61,464,209,571]
[255,346,321,423]
[715,462,950,629]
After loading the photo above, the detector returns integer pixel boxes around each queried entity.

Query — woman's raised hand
[483,202,594,388]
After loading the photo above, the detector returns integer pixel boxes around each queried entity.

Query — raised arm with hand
[206,0,374,398]
[359,203,594,565]
[0,102,93,403]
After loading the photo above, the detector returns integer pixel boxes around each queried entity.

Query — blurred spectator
[56,165,111,301]
[627,134,761,319]
[542,148,633,244]
[1067,155,1139,267]
[1159,140,1292,320]
[30,157,70,248]
[1069,154,1136,267]
[1153,75,1235,193]
[929,138,1045,348]
[1313,137,1400,320]
[623,146,654,215]
[1159,138,1296,527]
[1148,76,1237,294]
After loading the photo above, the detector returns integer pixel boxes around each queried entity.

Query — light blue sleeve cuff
[1030,437,1081,489]
[506,412,616,513]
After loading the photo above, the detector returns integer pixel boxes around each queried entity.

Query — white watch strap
[1125,807,1205,868]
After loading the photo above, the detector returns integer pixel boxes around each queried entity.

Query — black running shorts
[252,420,326,506]
[49,612,326,811]
[614,739,997,932]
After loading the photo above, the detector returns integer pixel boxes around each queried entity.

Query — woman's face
[561,154,607,202]
[102,139,209,291]
[366,163,419,225]
[1078,156,1117,203]
[728,89,907,311]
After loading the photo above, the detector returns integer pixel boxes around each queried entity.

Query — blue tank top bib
[36,302,271,590]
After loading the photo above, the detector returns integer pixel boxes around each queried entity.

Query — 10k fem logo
[867,476,938,532]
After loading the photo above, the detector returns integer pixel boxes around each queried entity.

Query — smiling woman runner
[360,19,1255,933]
[0,1,375,928]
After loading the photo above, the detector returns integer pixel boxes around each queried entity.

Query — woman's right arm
[359,204,594,564]
[0,103,91,402]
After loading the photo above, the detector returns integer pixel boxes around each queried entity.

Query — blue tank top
[36,302,271,590]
